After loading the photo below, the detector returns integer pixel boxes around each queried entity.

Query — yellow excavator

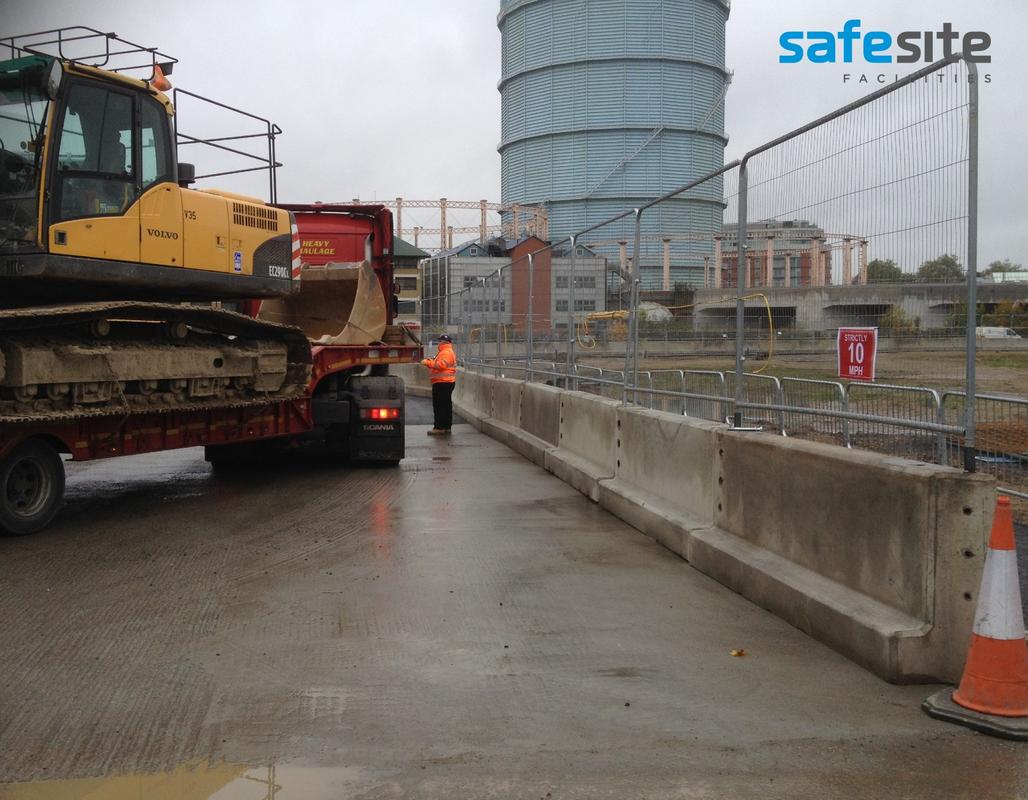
[581,310,629,345]
[0,28,300,299]
[0,28,344,422]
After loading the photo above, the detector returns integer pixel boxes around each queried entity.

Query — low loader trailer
[0,337,420,535]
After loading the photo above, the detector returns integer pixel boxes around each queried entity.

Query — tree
[879,307,919,335]
[916,254,964,283]
[864,258,903,283]
[983,300,1028,331]
[985,258,1025,274]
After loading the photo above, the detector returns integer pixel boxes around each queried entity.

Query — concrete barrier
[511,383,562,467]
[597,408,721,559]
[481,377,522,450]
[687,433,993,683]
[453,370,487,430]
[391,362,430,397]
[543,391,619,501]
[470,375,560,467]
[473,372,493,425]
[456,374,994,684]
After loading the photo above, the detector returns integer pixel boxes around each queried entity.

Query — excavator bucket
[257,261,387,345]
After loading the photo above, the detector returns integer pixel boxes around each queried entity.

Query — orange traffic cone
[923,496,1028,739]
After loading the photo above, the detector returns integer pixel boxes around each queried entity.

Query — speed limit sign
[838,328,878,382]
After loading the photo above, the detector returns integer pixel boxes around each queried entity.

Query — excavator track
[0,302,312,424]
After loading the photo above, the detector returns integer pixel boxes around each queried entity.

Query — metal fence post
[937,394,950,466]
[623,209,643,405]
[527,253,535,383]
[734,161,749,428]
[444,254,451,336]
[567,234,577,391]
[419,259,427,339]
[964,59,979,473]
[478,279,486,368]
[460,287,468,366]
[841,384,852,448]
[776,378,786,435]
[493,262,501,374]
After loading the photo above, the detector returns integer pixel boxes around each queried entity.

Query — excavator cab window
[53,82,136,222]
[0,58,49,248]
[140,96,172,190]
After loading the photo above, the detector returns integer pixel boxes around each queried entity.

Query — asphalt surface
[0,397,1026,799]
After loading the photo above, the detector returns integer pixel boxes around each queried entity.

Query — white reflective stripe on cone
[974,549,1027,641]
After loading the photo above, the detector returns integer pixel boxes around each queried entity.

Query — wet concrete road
[1,400,1027,799]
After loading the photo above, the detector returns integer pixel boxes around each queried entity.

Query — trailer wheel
[0,440,66,536]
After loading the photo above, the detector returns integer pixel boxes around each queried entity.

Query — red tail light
[361,408,400,420]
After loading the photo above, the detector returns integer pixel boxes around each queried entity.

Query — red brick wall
[510,237,552,331]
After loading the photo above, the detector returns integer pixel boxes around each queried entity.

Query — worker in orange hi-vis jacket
[421,334,457,435]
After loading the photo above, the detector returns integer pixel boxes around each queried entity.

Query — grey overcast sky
[5,0,1026,265]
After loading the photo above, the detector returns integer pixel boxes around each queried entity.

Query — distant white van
[976,326,1022,339]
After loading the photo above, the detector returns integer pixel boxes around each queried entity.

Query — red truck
[0,204,421,535]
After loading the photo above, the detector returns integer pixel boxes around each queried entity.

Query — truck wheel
[0,440,66,536]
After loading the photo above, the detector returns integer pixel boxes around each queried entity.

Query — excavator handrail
[0,26,177,80]
[172,87,283,203]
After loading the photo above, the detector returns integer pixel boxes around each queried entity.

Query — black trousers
[432,382,455,430]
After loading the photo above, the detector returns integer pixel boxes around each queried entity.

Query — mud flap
[344,375,404,464]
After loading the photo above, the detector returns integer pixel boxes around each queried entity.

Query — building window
[397,300,416,314]
[556,275,596,289]
[555,300,568,312]
[574,299,596,312]
[463,276,476,289]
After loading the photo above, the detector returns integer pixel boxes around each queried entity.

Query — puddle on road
[0,762,365,800]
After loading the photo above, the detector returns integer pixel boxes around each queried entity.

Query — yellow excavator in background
[580,310,629,346]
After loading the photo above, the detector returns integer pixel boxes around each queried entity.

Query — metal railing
[430,51,985,498]
[464,356,1028,503]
